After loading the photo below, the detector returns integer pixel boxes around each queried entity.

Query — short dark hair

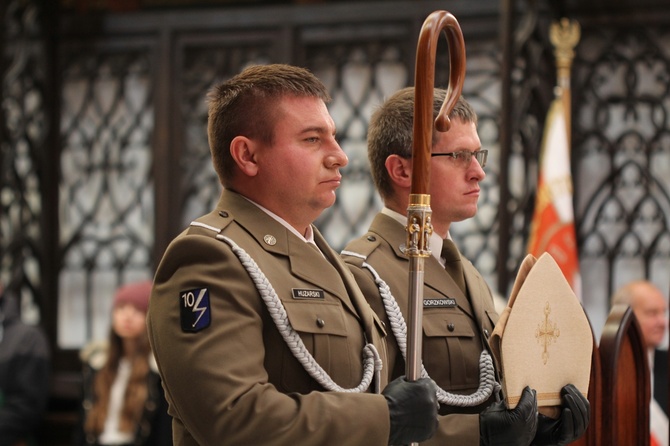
[207,64,331,187]
[367,87,477,201]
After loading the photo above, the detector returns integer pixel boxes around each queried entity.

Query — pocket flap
[283,300,348,336]
[423,312,475,337]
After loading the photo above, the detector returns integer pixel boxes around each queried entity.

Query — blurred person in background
[0,280,50,446]
[74,280,172,446]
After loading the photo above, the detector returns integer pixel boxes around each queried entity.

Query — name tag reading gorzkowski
[291,288,325,300]
[423,298,457,308]
[180,287,211,332]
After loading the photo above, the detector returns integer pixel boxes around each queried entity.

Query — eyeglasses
[430,149,488,168]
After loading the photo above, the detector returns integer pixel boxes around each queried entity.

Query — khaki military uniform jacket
[342,213,499,446]
[147,189,390,445]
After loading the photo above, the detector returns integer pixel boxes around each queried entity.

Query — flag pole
[406,12,466,434]
[527,18,581,294]
[550,18,580,147]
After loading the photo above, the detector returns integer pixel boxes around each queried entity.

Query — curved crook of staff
[406,10,466,390]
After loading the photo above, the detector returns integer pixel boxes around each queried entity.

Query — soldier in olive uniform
[146,65,439,446]
[341,87,590,446]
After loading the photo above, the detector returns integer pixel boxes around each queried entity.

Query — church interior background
[1,0,669,441]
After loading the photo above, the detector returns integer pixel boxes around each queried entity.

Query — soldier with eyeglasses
[341,87,589,446]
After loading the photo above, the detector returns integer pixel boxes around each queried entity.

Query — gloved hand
[533,384,590,445]
[382,376,439,445]
[480,386,538,446]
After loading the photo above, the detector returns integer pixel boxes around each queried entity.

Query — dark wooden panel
[599,304,650,446]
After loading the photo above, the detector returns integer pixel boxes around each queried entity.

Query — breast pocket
[423,311,481,391]
[281,300,359,391]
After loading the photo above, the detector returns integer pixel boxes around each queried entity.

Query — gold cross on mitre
[536,302,561,365]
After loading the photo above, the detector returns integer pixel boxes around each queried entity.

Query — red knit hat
[113,280,152,313]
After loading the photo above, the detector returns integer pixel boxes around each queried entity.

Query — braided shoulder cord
[219,235,383,394]
[341,250,500,406]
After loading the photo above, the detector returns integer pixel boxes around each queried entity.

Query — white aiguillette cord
[218,235,383,394]
[342,250,500,406]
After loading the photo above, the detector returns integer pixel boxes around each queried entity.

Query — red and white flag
[527,97,581,298]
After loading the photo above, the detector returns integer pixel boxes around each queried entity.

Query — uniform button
[381,321,386,329]
[484,328,490,338]
[447,323,455,332]
[219,211,229,218]
[316,318,325,328]
[367,235,376,242]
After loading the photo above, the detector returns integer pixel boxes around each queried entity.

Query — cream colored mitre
[489,252,592,413]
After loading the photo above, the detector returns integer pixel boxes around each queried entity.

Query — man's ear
[230,136,259,177]
[385,154,412,188]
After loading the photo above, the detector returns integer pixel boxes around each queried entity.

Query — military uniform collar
[211,190,359,316]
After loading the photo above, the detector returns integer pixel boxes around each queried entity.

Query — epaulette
[341,233,382,265]
[187,210,234,236]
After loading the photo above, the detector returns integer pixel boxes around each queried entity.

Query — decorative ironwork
[0,0,48,323]
[58,47,154,346]
[573,24,670,329]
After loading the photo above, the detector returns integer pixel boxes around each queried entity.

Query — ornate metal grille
[0,0,49,323]
[573,24,670,334]
[58,47,155,346]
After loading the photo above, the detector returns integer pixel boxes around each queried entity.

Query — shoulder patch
[180,288,211,332]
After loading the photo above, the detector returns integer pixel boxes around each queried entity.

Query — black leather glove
[382,376,439,445]
[532,384,590,445]
[480,386,538,446]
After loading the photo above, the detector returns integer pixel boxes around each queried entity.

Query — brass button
[484,328,490,338]
[316,318,325,328]
[367,235,377,242]
[219,211,229,218]
[447,323,455,332]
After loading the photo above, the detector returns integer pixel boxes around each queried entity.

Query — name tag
[292,288,325,300]
[424,298,457,308]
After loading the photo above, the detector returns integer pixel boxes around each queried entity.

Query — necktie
[441,239,466,294]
